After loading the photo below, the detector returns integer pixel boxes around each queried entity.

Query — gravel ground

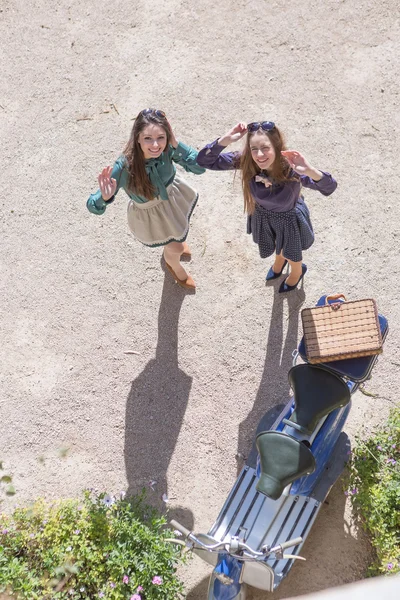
[1,1,399,598]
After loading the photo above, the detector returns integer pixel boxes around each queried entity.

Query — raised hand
[281,150,322,179]
[165,119,179,149]
[98,166,117,201]
[219,122,247,147]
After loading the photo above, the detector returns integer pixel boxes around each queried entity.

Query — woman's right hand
[218,122,247,147]
[98,166,117,201]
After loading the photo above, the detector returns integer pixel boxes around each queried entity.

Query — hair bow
[255,174,273,188]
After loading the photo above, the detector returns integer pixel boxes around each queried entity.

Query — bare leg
[285,259,303,286]
[272,251,287,274]
[182,241,191,255]
[163,242,189,281]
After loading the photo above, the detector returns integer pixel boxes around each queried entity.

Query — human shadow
[124,275,193,522]
[237,285,306,465]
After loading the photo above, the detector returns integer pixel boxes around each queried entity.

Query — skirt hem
[141,194,198,247]
[127,174,198,247]
[247,198,314,262]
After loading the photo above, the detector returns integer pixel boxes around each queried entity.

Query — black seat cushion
[256,431,316,500]
[288,364,351,435]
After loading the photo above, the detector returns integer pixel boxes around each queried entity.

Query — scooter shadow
[124,274,194,527]
[236,285,306,470]
[186,577,210,600]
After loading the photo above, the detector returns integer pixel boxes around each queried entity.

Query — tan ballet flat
[165,262,196,290]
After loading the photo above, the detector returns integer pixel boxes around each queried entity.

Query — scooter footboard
[208,465,322,590]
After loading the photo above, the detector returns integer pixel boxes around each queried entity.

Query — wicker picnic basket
[301,294,383,364]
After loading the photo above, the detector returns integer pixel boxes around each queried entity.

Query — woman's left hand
[281,150,322,180]
[166,119,179,149]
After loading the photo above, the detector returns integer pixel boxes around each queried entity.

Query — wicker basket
[301,294,383,364]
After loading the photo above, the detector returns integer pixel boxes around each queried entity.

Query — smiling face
[249,131,276,172]
[138,124,168,159]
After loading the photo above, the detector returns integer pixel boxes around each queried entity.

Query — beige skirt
[127,175,198,247]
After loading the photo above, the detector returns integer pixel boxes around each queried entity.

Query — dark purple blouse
[197,139,337,212]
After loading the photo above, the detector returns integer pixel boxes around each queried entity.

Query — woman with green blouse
[87,109,205,290]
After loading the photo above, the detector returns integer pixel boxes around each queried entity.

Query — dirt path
[1,0,399,597]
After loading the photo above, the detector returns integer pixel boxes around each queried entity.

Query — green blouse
[86,141,205,215]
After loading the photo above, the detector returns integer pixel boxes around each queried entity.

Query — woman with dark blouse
[197,122,337,292]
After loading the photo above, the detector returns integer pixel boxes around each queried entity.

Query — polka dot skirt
[247,197,314,263]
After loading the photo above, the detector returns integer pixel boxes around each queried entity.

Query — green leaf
[1,475,12,484]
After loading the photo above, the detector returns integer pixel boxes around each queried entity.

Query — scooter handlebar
[169,521,303,559]
[170,519,191,538]
[276,537,303,550]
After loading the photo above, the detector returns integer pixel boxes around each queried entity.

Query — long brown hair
[239,126,299,214]
[123,110,171,200]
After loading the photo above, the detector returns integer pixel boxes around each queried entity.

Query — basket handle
[325,293,346,305]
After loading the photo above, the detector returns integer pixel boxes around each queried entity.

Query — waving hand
[98,166,117,201]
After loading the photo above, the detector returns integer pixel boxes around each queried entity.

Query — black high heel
[265,260,288,281]
[279,264,307,293]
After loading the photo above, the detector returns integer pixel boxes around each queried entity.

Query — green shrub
[0,490,185,599]
[347,407,400,575]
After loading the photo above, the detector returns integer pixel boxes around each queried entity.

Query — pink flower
[137,587,143,592]
[123,575,129,584]
[152,576,163,585]
[130,596,141,600]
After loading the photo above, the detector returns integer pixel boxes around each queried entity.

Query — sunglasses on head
[142,108,166,119]
[247,121,275,133]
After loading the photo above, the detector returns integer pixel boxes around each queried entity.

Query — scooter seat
[256,431,316,500]
[287,364,351,435]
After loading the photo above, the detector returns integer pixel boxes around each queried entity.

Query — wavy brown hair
[123,110,171,200]
[237,126,299,214]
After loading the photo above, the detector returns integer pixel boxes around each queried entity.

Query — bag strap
[325,293,346,305]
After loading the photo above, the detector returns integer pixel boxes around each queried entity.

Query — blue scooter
[169,295,388,599]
